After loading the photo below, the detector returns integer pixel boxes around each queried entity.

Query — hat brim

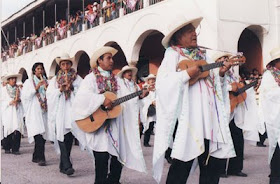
[56,57,74,66]
[144,76,156,82]
[212,53,232,62]
[117,67,138,78]
[3,74,22,83]
[266,54,280,67]
[162,17,203,48]
[90,47,118,68]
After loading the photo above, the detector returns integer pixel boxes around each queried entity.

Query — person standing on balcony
[46,53,85,176]
[21,63,49,166]
[259,47,280,184]
[152,16,235,184]
[72,46,147,184]
[1,73,24,155]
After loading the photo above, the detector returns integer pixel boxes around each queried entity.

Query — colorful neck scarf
[56,68,77,100]
[172,46,206,60]
[6,84,19,99]
[93,67,118,94]
[32,75,48,112]
[267,65,280,86]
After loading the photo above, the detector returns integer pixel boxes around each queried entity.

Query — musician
[73,47,147,184]
[21,63,49,166]
[140,74,156,147]
[152,16,235,184]
[259,47,280,184]
[213,52,260,178]
[46,53,83,176]
[1,73,24,155]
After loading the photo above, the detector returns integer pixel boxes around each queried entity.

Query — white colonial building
[1,0,280,81]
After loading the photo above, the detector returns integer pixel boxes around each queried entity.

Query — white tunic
[152,48,235,183]
[259,70,280,162]
[225,73,260,143]
[140,90,156,133]
[72,72,147,173]
[1,85,24,137]
[46,75,83,142]
[21,78,48,143]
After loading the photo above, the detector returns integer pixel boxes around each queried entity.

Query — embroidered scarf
[33,75,48,112]
[6,84,20,99]
[56,68,77,100]
[267,65,280,86]
[93,67,118,94]
[172,46,206,60]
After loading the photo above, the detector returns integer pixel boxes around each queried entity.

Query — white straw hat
[89,46,118,68]
[211,51,232,62]
[267,47,280,67]
[55,53,74,65]
[117,65,138,78]
[144,74,156,82]
[2,72,22,83]
[162,16,203,48]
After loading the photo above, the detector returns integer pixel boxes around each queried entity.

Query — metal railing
[149,0,163,5]
[2,0,165,62]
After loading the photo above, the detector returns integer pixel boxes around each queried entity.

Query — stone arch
[134,30,165,78]
[238,25,266,76]
[18,67,29,83]
[49,59,60,78]
[128,13,165,62]
[75,50,91,79]
[104,41,127,75]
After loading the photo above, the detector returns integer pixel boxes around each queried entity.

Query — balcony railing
[1,0,164,62]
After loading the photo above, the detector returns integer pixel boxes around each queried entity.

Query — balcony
[1,0,165,63]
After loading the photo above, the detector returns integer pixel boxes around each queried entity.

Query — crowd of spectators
[1,0,147,61]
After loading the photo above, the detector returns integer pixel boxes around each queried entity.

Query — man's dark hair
[169,24,193,46]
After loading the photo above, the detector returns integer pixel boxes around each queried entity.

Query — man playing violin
[152,16,235,184]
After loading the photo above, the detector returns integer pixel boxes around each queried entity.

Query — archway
[75,51,91,79]
[49,59,60,78]
[18,68,28,83]
[104,42,127,75]
[238,27,263,78]
[134,30,165,79]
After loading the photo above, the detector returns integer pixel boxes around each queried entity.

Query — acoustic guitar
[76,89,144,133]
[177,56,246,85]
[229,80,258,112]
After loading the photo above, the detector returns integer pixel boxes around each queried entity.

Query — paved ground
[2,136,270,184]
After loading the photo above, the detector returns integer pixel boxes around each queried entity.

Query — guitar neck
[200,61,224,72]
[112,90,143,107]
[237,81,257,95]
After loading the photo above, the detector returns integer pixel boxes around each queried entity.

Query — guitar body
[229,82,247,113]
[76,92,122,133]
[177,60,210,85]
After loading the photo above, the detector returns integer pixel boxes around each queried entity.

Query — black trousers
[270,144,280,183]
[226,119,244,173]
[58,132,74,171]
[4,130,21,152]
[166,140,224,184]
[93,151,123,184]
[258,132,267,145]
[165,121,179,159]
[144,121,155,145]
[33,134,46,162]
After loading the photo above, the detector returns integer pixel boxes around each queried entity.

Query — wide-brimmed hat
[117,65,138,78]
[212,51,232,62]
[93,2,98,6]
[144,74,156,82]
[2,72,22,83]
[267,47,280,67]
[55,53,75,65]
[162,16,203,48]
[90,46,118,68]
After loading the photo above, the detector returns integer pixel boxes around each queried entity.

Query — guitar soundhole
[100,105,106,111]
[90,115,95,122]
